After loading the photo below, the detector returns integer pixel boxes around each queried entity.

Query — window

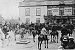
[36,8,41,16]
[47,10,52,16]
[26,18,30,24]
[36,18,40,23]
[25,8,30,16]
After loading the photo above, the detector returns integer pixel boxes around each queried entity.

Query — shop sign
[64,7,72,16]
[52,8,59,16]
[64,1,73,4]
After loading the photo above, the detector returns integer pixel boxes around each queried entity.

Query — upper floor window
[36,8,41,16]
[25,8,30,16]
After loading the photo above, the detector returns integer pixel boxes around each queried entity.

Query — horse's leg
[33,35,35,42]
[39,41,42,50]
[51,35,52,42]
[55,36,56,40]
[38,40,42,50]
[71,31,73,36]
[53,36,54,42]
[53,36,55,42]
[54,36,56,42]
[44,40,46,48]
[38,41,39,49]
[47,39,48,48]
[57,34,58,43]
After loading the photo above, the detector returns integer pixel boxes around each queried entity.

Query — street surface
[0,30,75,50]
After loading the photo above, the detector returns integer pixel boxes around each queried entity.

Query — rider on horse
[38,27,48,50]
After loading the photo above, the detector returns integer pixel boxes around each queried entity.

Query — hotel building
[19,0,75,24]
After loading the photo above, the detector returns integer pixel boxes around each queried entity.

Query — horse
[50,25,59,43]
[7,29,15,46]
[50,31,59,43]
[38,27,49,50]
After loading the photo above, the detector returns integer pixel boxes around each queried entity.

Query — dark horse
[50,25,59,43]
[50,31,59,43]
[38,34,48,50]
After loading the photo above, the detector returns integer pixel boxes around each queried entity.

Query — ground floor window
[26,18,30,24]
[36,18,40,23]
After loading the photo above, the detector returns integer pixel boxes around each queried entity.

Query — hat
[69,37,74,40]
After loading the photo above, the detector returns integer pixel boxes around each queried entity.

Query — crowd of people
[0,22,75,50]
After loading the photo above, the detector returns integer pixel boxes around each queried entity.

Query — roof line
[19,5,61,7]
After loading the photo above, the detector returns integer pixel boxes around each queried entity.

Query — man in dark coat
[32,28,36,42]
[52,25,58,32]
[2,26,9,39]
[65,24,74,36]
[61,27,68,37]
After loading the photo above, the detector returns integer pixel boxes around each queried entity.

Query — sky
[0,0,23,20]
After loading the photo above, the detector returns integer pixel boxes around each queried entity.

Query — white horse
[7,30,15,46]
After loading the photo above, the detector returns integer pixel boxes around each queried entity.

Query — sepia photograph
[0,0,75,50]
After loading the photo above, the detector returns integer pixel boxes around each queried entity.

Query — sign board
[45,1,60,5]
[51,1,60,5]
[52,8,59,16]
[64,1,73,4]
[64,7,72,16]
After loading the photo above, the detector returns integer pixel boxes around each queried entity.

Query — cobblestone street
[0,34,61,50]
[0,30,75,50]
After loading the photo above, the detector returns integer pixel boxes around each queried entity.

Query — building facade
[19,0,75,24]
